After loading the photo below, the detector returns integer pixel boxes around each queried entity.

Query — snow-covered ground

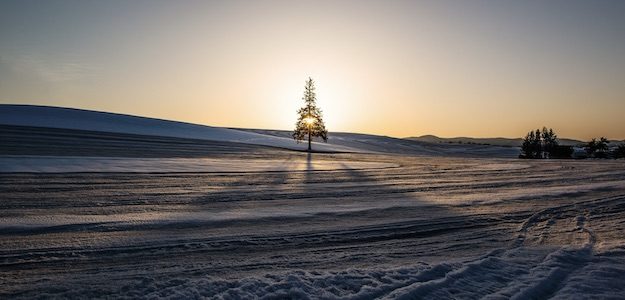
[0,104,519,157]
[1,104,625,299]
[0,105,359,153]
[2,154,625,299]
[0,155,396,173]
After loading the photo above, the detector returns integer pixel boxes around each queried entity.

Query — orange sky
[1,1,624,140]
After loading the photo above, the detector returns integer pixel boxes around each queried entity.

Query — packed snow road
[2,143,625,298]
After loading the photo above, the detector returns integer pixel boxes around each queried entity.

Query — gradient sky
[1,0,624,140]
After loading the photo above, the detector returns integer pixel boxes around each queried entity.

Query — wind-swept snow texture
[1,105,624,298]
[2,151,625,299]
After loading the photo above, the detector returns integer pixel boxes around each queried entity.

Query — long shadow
[224,153,493,250]
[0,148,535,299]
[304,152,314,186]
[8,135,625,299]
[325,161,487,239]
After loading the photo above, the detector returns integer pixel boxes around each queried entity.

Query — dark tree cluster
[520,128,625,159]
[585,137,610,158]
[520,127,567,159]
[582,137,625,159]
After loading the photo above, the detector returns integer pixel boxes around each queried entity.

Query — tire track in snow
[383,196,623,299]
[2,154,625,299]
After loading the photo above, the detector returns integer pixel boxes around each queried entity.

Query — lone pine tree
[293,77,328,152]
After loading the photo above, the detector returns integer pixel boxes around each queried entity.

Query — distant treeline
[520,127,625,159]
[440,141,493,146]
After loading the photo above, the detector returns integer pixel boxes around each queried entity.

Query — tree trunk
[307,129,311,152]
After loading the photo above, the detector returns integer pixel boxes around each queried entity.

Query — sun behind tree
[293,77,328,152]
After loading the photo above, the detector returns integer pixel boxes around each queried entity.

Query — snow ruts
[1,155,625,298]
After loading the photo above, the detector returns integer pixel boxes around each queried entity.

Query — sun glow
[296,75,357,133]
[270,74,355,135]
[2,1,624,140]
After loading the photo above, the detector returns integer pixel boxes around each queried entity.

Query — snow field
[2,156,625,298]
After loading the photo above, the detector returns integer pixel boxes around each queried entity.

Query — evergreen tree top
[293,77,328,147]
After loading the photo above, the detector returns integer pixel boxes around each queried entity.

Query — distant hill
[7,104,616,158]
[0,104,358,152]
[407,135,585,147]
[236,129,521,158]
[0,104,520,157]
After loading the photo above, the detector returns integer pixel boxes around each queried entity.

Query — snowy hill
[237,128,520,157]
[0,105,357,153]
[0,104,519,157]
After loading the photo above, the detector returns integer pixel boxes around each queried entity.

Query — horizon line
[0,103,622,142]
